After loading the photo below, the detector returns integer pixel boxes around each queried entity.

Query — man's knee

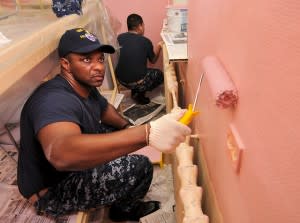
[130,155,153,175]
[139,155,153,170]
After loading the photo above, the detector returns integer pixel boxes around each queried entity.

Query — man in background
[116,13,164,105]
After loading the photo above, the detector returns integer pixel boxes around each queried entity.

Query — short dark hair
[127,14,143,31]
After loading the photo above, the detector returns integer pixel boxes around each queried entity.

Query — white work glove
[149,108,191,153]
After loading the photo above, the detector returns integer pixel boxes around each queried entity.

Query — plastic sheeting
[0,0,121,137]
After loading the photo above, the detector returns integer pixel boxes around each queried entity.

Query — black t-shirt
[17,75,108,198]
[115,32,155,83]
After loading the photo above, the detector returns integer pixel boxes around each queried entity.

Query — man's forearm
[151,43,162,64]
[48,125,147,171]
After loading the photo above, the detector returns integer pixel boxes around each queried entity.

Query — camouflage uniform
[120,68,164,93]
[35,155,153,218]
[35,124,153,218]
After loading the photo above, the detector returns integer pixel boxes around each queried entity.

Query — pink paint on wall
[187,0,300,223]
[103,0,168,69]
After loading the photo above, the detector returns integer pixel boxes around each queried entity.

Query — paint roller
[202,56,238,108]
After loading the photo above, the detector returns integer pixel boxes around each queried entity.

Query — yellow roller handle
[179,104,200,125]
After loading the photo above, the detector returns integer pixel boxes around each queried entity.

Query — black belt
[119,79,144,88]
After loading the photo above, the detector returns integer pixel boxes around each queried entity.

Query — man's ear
[60,57,70,72]
[137,24,144,35]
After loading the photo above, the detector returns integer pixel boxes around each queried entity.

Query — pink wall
[103,0,168,69]
[103,0,300,222]
[187,0,300,223]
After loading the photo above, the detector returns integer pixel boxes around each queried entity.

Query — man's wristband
[145,123,150,146]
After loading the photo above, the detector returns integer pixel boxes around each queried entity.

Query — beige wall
[187,0,300,223]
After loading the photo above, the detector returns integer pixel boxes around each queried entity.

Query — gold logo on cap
[76,28,85,32]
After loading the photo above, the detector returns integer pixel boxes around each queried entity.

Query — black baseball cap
[58,28,115,57]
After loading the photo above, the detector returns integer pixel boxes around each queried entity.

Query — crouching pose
[17,28,191,221]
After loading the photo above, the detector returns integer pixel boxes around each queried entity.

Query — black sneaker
[131,89,138,98]
[132,92,150,105]
[108,200,160,222]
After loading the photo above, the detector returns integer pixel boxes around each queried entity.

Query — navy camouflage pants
[34,124,153,218]
[120,68,164,93]
[35,155,153,218]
